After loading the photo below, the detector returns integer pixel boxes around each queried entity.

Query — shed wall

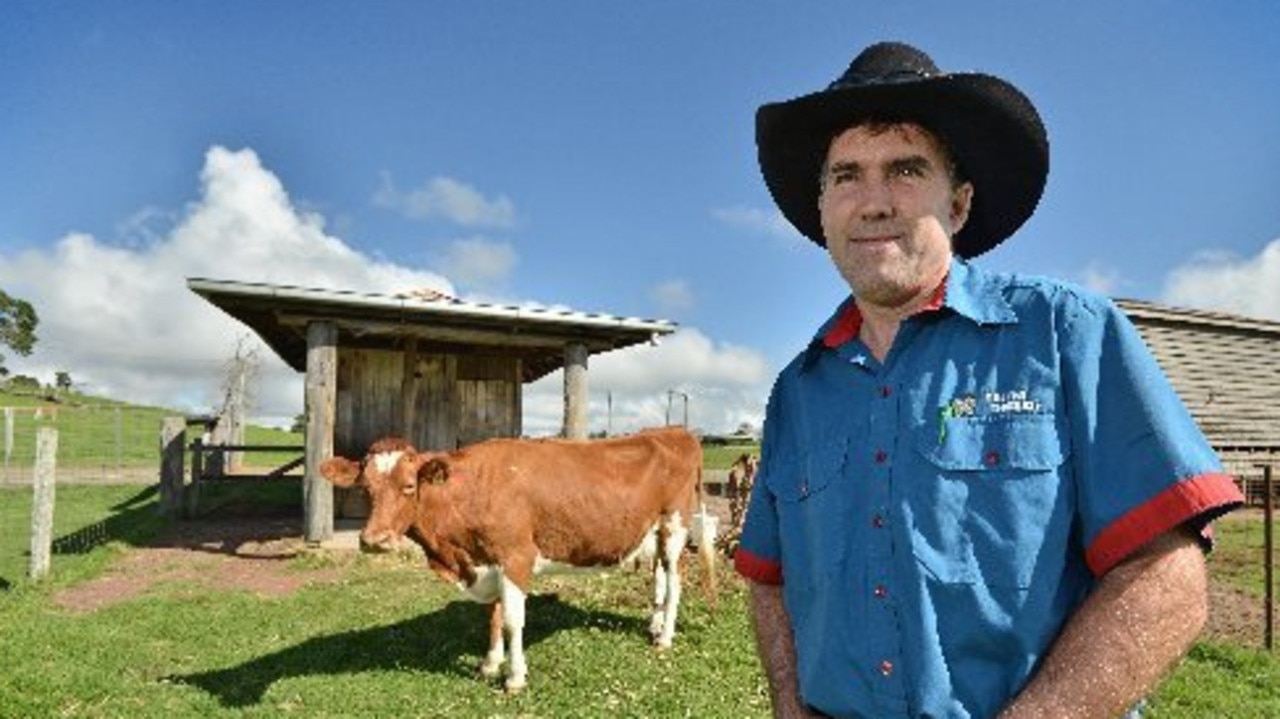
[1128,312,1280,503]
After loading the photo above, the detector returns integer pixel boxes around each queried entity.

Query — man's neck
[855,279,946,362]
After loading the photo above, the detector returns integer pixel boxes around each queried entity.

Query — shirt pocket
[764,438,850,591]
[911,414,1069,589]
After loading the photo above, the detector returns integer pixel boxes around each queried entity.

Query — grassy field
[0,484,1276,717]
[0,388,305,481]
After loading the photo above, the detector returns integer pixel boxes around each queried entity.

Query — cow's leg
[479,600,505,680]
[654,511,689,649]
[500,568,533,692]
[649,558,668,640]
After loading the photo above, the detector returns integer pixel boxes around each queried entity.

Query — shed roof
[188,278,677,383]
[1117,298,1280,338]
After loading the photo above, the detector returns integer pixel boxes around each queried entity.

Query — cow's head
[319,437,432,552]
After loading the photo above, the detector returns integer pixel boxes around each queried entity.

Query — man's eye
[830,170,854,184]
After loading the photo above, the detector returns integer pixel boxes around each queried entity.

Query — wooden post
[188,436,205,516]
[562,342,589,440]
[28,427,58,580]
[1263,463,1274,651]
[158,417,186,517]
[305,321,338,543]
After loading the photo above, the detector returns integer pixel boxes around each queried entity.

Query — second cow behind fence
[319,426,717,692]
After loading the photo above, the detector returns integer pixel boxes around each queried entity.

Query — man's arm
[998,527,1209,718]
[747,581,824,719]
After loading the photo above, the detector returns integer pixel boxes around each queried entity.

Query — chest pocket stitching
[911,414,1069,588]
[918,413,1069,472]
[764,439,847,504]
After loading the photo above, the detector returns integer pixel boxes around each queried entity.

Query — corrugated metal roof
[188,277,677,382]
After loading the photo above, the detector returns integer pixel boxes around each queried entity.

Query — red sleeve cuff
[1086,472,1244,576]
[734,548,784,584]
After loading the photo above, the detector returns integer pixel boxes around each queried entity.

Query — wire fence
[0,404,162,485]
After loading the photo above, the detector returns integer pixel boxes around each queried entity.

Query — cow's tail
[695,465,719,610]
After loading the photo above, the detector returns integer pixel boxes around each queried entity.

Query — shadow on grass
[171,593,648,707]
[49,485,164,556]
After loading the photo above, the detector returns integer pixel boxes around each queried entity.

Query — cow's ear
[419,458,451,486]
[319,457,361,487]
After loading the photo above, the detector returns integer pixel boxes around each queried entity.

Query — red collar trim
[821,279,948,349]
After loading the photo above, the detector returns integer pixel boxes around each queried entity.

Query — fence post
[1262,463,1274,652]
[28,427,58,580]
[159,417,186,518]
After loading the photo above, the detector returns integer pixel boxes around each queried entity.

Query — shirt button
[879,660,894,676]
[984,450,1001,466]
[871,514,885,529]
[874,585,888,598]
[879,385,892,398]
[874,449,888,464]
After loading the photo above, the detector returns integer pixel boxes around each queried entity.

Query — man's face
[819,123,973,311]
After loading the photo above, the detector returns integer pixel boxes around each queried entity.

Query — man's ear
[950,181,974,235]
[319,456,361,487]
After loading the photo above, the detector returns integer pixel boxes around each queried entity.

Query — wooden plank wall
[334,348,521,457]
[1126,316,1280,447]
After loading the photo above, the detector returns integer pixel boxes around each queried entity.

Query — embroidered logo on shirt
[983,389,1043,415]
[938,389,1044,443]
[938,395,976,443]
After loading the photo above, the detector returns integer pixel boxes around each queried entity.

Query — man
[734,42,1245,718]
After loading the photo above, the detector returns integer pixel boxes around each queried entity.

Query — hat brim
[757,72,1048,259]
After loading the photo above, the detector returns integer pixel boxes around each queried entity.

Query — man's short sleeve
[1060,294,1243,576]
[734,384,786,585]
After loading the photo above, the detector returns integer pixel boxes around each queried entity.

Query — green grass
[1,484,1274,717]
[700,443,758,470]
[0,484,769,718]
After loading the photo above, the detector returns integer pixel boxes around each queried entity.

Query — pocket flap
[920,414,1067,471]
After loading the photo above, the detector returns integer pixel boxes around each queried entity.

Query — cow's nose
[358,532,394,553]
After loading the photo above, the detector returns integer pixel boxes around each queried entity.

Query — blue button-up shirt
[735,258,1243,718]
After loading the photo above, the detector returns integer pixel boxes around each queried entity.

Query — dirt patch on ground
[51,516,343,613]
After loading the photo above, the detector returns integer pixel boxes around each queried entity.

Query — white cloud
[1160,239,1280,321]
[0,146,774,436]
[1077,262,1127,296]
[0,146,453,423]
[711,205,802,244]
[522,328,772,437]
[374,172,516,228]
[650,279,694,315]
[435,236,518,289]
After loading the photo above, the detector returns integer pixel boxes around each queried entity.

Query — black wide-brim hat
[757,42,1049,259]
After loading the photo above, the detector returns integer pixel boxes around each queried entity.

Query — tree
[55,371,73,393]
[0,290,38,377]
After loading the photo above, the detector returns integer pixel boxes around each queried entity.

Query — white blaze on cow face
[371,450,404,476]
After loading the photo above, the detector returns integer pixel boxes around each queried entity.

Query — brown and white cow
[319,427,716,692]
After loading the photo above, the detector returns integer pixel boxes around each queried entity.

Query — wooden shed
[1118,298,1280,502]
[188,278,676,540]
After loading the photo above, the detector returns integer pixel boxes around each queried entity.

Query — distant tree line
[0,290,75,398]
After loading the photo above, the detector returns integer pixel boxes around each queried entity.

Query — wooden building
[188,278,676,540]
[1119,298,1280,502]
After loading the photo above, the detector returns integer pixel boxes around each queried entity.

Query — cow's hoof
[479,660,504,680]
[504,676,527,694]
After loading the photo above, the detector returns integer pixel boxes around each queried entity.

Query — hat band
[829,68,936,90]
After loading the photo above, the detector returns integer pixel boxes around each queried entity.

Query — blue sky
[3,2,1279,435]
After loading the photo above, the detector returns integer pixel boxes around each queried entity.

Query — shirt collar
[813,257,1018,352]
